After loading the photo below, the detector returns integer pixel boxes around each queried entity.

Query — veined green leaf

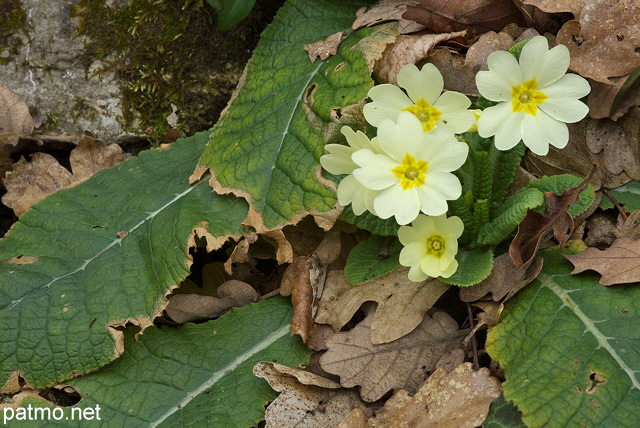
[483,395,526,428]
[345,235,402,285]
[198,0,375,231]
[0,132,248,389]
[490,142,526,210]
[487,250,640,427]
[7,297,309,427]
[600,181,640,211]
[339,205,399,236]
[527,173,596,218]
[441,247,493,287]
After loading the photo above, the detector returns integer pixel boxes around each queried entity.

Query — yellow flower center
[392,153,428,190]
[403,99,442,131]
[511,79,548,116]
[426,235,445,257]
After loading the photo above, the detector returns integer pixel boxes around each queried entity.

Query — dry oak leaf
[315,267,450,344]
[375,31,467,85]
[0,84,34,148]
[556,2,640,85]
[521,0,587,17]
[253,361,373,428]
[403,0,527,41]
[510,170,595,268]
[280,256,317,343]
[587,76,640,120]
[369,363,502,428]
[564,237,640,285]
[319,309,467,402]
[352,0,425,34]
[2,136,125,216]
[426,28,519,95]
[165,280,258,323]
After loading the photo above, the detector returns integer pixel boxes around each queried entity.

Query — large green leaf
[0,132,248,390]
[487,249,640,427]
[6,297,309,427]
[198,0,375,231]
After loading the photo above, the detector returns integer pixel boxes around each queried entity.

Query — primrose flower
[320,127,380,215]
[399,214,464,281]
[476,36,591,155]
[363,63,475,133]
[352,112,468,225]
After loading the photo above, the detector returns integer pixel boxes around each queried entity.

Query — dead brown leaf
[521,0,587,16]
[315,268,450,344]
[281,256,315,343]
[319,309,466,402]
[556,5,640,85]
[165,280,258,323]
[403,0,526,41]
[305,32,346,62]
[510,169,595,268]
[353,0,425,34]
[564,237,640,285]
[426,29,518,95]
[2,136,125,216]
[0,84,34,149]
[253,361,373,428]
[460,253,544,302]
[587,75,640,120]
[375,31,467,85]
[369,363,502,428]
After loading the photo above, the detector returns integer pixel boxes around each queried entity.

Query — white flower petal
[398,63,444,105]
[486,51,522,87]
[341,126,375,151]
[445,216,464,239]
[519,36,552,83]
[521,111,568,155]
[408,264,430,282]
[425,141,469,173]
[399,241,427,266]
[412,214,437,238]
[477,102,512,138]
[535,43,571,87]
[374,185,420,225]
[420,255,443,278]
[363,84,413,126]
[352,150,398,190]
[433,92,475,132]
[336,174,362,208]
[540,98,589,123]
[424,172,462,200]
[476,70,514,102]
[494,111,524,151]
[378,113,424,161]
[439,259,458,278]
[320,144,357,175]
[416,186,449,216]
[542,73,591,99]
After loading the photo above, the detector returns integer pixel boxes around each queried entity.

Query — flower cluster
[321,37,590,282]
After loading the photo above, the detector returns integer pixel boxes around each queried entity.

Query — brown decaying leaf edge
[564,237,640,286]
[509,165,597,268]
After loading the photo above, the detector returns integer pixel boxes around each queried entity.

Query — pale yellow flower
[363,63,474,133]
[476,36,591,155]
[320,127,380,215]
[398,214,464,281]
[352,113,468,225]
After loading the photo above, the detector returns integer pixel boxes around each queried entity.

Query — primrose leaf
[197,0,375,233]
[441,247,494,287]
[527,173,596,218]
[10,297,310,427]
[483,395,526,428]
[487,249,640,428]
[345,235,402,285]
[489,142,526,210]
[600,181,640,211]
[339,205,400,236]
[209,0,256,31]
[0,132,248,390]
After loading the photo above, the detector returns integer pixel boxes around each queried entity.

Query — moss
[39,110,65,134]
[71,0,283,145]
[0,0,28,65]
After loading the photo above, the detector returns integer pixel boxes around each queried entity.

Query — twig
[602,187,628,220]
[466,303,479,369]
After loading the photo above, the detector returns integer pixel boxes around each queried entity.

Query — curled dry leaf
[281,256,315,343]
[165,280,258,323]
[403,0,526,41]
[369,363,502,428]
[522,0,587,17]
[0,84,34,149]
[564,237,640,286]
[315,268,450,344]
[253,361,373,428]
[304,32,346,62]
[352,0,425,34]
[587,76,640,120]
[510,170,594,268]
[2,136,125,216]
[375,31,467,85]
[319,309,467,402]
